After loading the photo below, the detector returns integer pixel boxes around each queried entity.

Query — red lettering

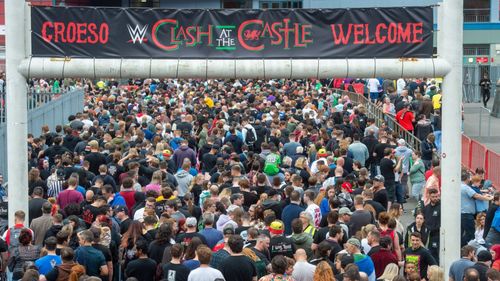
[76,23,87,43]
[185,26,197,46]
[87,23,98,44]
[278,19,292,49]
[301,24,313,45]
[353,24,364,44]
[54,22,66,43]
[152,19,178,51]
[262,22,273,38]
[413,22,423,43]
[238,19,264,51]
[66,22,76,43]
[375,23,387,44]
[99,23,108,44]
[397,23,412,43]
[364,24,375,44]
[42,21,53,42]
[175,26,188,42]
[330,24,351,45]
[270,22,282,45]
[294,23,305,47]
[387,23,397,44]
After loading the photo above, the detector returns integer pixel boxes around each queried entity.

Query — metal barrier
[486,150,500,188]
[336,89,423,152]
[470,140,488,172]
[0,89,84,180]
[0,91,70,123]
[462,135,472,167]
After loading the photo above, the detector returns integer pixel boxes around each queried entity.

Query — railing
[335,89,423,152]
[462,135,500,188]
[0,90,70,123]
[464,8,491,22]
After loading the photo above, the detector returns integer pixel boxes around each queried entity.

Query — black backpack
[245,127,256,145]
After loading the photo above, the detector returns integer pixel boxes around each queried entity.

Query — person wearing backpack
[7,229,41,281]
[3,210,33,250]
[242,118,257,152]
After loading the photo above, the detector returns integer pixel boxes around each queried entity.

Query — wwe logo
[127,24,148,44]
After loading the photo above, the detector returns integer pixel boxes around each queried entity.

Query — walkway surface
[463,102,500,153]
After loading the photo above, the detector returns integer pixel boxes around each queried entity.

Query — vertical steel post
[440,0,463,274]
[5,0,29,225]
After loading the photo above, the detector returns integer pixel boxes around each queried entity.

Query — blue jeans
[395,182,405,204]
[434,130,442,153]
[411,181,425,201]
[486,227,500,245]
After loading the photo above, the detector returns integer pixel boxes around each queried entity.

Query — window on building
[463,44,490,56]
[129,0,160,7]
[260,1,303,9]
[463,0,490,22]
[222,0,252,8]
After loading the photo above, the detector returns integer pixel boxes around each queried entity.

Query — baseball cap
[113,205,128,214]
[339,207,353,216]
[223,224,235,235]
[269,220,284,235]
[163,149,172,158]
[317,148,328,158]
[373,175,385,182]
[186,217,197,227]
[341,182,353,193]
[477,250,492,262]
[347,238,361,248]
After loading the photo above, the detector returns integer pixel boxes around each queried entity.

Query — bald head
[294,249,307,261]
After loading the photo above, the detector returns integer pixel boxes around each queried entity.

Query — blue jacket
[282,203,304,235]
[110,193,126,207]
[354,254,376,281]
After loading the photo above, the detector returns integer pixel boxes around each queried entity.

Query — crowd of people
[1,77,499,281]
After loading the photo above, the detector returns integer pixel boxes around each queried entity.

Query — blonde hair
[476,212,486,229]
[427,265,444,281]
[378,263,399,281]
[295,157,306,169]
[155,142,165,155]
[219,188,232,200]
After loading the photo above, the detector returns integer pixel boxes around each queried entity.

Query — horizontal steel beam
[19,57,451,79]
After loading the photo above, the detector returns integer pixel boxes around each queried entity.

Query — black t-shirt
[270,235,296,259]
[313,226,330,245]
[93,244,112,281]
[380,158,396,182]
[373,143,391,163]
[202,153,218,173]
[120,218,132,235]
[220,255,257,281]
[241,191,258,208]
[367,245,381,256]
[373,189,389,210]
[149,240,171,265]
[29,198,47,224]
[126,258,157,281]
[82,204,102,227]
[324,239,343,262]
[162,262,190,281]
[175,232,208,247]
[365,200,386,217]
[250,247,270,265]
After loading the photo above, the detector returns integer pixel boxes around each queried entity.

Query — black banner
[31,6,433,59]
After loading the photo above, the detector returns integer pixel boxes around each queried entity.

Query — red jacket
[370,248,399,277]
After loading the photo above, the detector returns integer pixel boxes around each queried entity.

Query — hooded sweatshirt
[290,232,313,258]
[215,214,238,231]
[175,170,194,197]
[354,253,376,281]
[395,146,413,173]
[173,145,197,171]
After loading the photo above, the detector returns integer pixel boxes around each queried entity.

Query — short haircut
[271,255,288,275]
[368,230,380,242]
[44,236,57,251]
[291,218,303,234]
[135,239,149,255]
[304,190,315,201]
[461,245,475,257]
[78,230,94,243]
[379,236,392,249]
[464,268,479,281]
[60,247,74,262]
[227,235,244,254]
[290,190,301,202]
[328,225,342,238]
[42,202,53,214]
[410,232,422,240]
[202,212,215,225]
[170,244,184,258]
[196,245,212,265]
[15,210,25,221]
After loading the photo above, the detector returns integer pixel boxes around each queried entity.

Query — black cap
[477,250,492,262]
[113,205,128,214]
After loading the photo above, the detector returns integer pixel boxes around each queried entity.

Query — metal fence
[463,65,500,103]
[335,89,423,152]
[463,8,491,22]
[0,89,84,180]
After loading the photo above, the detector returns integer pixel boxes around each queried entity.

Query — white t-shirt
[397,78,406,93]
[305,203,322,228]
[188,266,225,281]
[367,78,380,93]
[292,261,316,281]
